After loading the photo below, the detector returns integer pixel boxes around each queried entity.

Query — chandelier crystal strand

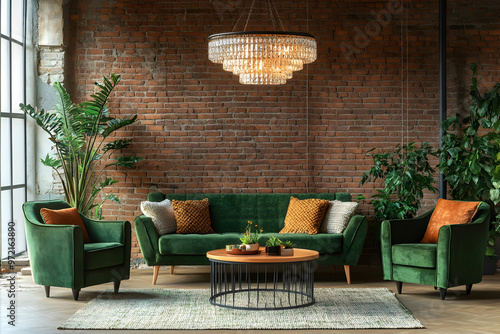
[208,32,317,85]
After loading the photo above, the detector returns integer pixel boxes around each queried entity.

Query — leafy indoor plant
[239,221,262,251]
[438,63,500,265]
[360,142,437,223]
[20,74,143,219]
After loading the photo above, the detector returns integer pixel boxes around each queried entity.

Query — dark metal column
[439,0,447,199]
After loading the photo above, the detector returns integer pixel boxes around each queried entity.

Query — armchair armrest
[341,215,368,265]
[24,219,84,289]
[134,215,160,266]
[380,209,433,280]
[436,206,490,288]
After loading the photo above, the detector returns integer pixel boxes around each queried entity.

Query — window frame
[1,0,28,259]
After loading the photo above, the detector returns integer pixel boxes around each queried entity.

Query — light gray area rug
[59,288,424,330]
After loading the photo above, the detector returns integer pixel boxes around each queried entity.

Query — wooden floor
[1,265,499,334]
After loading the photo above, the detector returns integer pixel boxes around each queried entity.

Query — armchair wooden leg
[170,265,175,275]
[440,288,447,300]
[396,281,403,294]
[466,284,472,295]
[152,265,160,285]
[72,289,80,301]
[344,265,351,284]
[114,280,121,294]
[44,286,50,298]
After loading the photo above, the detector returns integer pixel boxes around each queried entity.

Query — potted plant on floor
[359,142,437,244]
[438,63,500,274]
[239,221,262,251]
[280,240,296,256]
[20,74,143,219]
[265,236,282,256]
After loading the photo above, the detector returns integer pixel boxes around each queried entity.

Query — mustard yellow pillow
[172,198,214,234]
[420,199,480,244]
[40,207,91,243]
[280,197,330,234]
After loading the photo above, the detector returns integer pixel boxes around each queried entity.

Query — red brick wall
[65,0,500,261]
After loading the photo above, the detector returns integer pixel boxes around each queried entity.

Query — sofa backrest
[147,192,351,233]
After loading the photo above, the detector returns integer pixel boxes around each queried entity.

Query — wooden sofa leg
[153,265,160,285]
[44,286,50,298]
[170,265,175,275]
[344,265,351,284]
[396,281,403,294]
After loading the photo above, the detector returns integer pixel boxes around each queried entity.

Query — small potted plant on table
[239,221,262,251]
[265,236,282,256]
[280,240,296,256]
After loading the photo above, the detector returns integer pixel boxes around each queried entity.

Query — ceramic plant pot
[244,243,260,251]
[281,247,294,256]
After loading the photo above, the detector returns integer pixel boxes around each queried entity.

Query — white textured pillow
[140,199,176,235]
[320,200,358,234]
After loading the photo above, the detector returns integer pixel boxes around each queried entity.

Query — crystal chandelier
[208,1,317,85]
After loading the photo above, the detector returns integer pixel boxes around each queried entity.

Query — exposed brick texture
[64,0,500,260]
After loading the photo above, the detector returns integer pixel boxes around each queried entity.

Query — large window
[1,0,27,258]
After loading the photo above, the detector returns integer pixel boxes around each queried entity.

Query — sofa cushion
[84,242,124,270]
[158,232,343,255]
[265,233,343,254]
[172,198,214,234]
[421,199,480,244]
[141,199,176,235]
[159,233,241,255]
[41,207,91,243]
[280,197,330,234]
[392,243,437,268]
[320,200,359,234]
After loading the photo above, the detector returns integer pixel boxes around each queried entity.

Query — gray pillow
[320,200,358,234]
[140,199,176,235]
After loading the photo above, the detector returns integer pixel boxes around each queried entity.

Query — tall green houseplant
[360,142,437,222]
[438,63,500,256]
[20,74,142,218]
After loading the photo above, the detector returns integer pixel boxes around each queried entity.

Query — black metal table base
[209,260,315,310]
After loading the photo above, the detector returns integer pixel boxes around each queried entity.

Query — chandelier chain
[269,0,285,31]
[243,0,257,31]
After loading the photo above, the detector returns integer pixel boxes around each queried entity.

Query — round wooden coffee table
[206,248,319,310]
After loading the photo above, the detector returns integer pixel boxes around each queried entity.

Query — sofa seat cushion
[264,233,343,254]
[158,232,343,255]
[392,243,437,269]
[159,233,241,255]
[84,242,124,270]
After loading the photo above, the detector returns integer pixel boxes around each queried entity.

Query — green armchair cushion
[84,242,124,270]
[392,243,437,268]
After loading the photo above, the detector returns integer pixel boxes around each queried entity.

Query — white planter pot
[244,243,260,251]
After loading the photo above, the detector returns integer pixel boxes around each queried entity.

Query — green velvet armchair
[23,200,131,300]
[381,201,490,300]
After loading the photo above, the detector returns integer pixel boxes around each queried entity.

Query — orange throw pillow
[280,197,330,234]
[420,199,481,244]
[40,207,91,243]
[172,198,214,234]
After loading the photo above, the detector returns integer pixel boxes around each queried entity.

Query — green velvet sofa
[381,201,490,300]
[23,200,131,300]
[134,192,368,285]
